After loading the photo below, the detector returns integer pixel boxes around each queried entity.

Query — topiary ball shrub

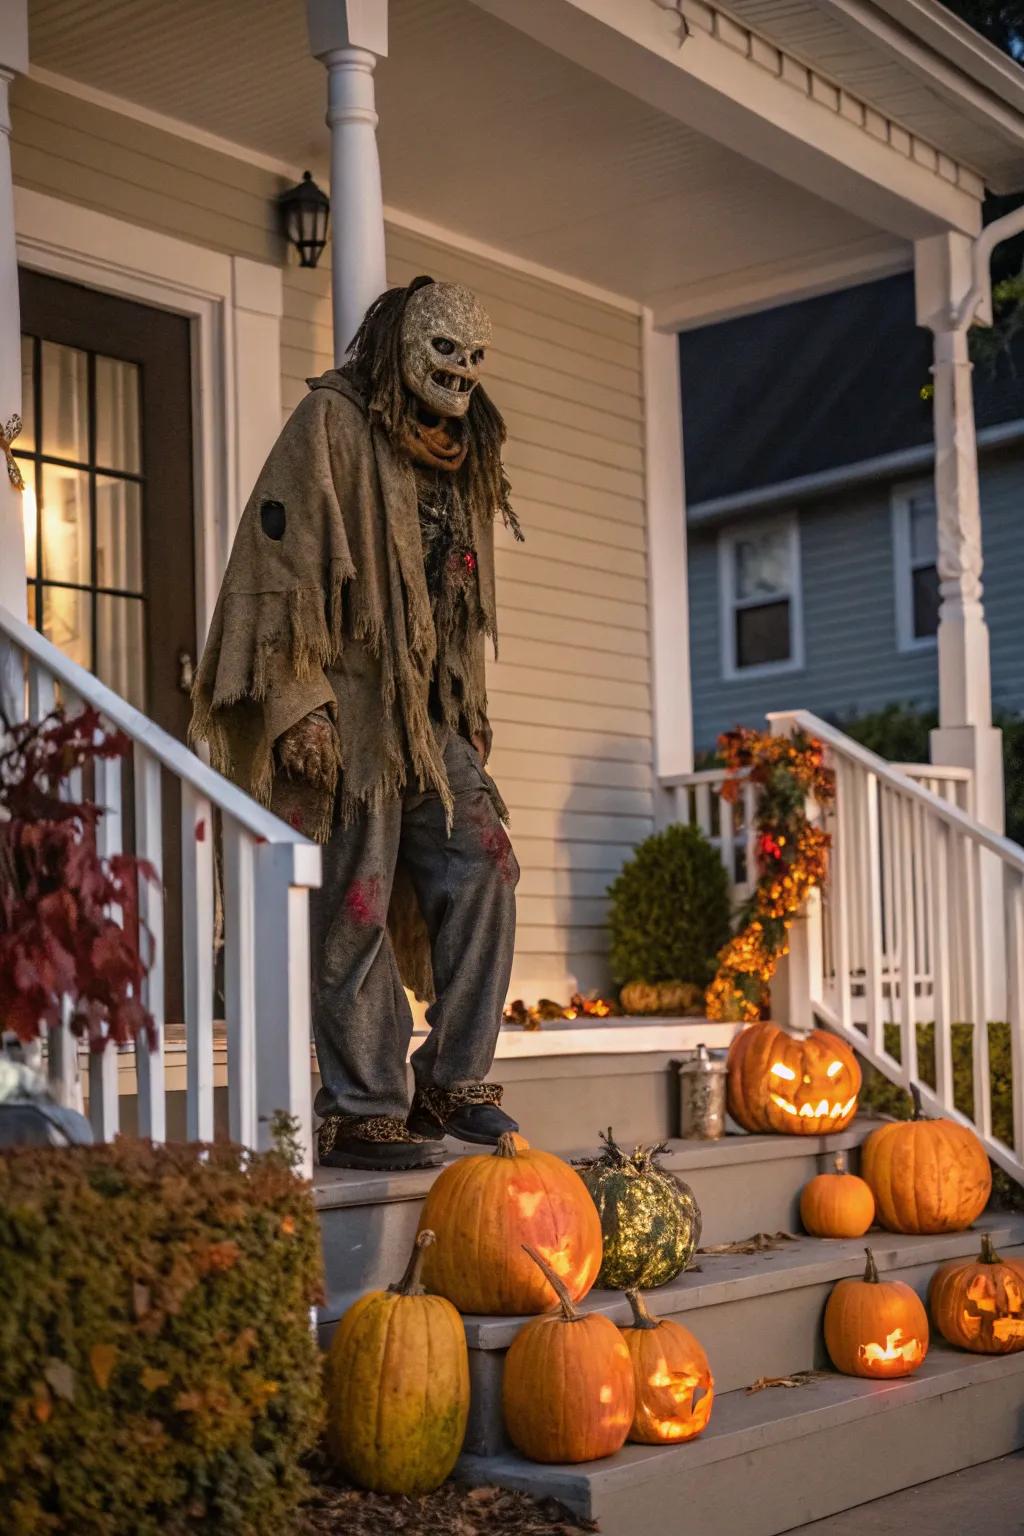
[608,823,732,993]
[0,1137,324,1536]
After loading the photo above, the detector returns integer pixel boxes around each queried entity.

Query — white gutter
[687,418,1024,526]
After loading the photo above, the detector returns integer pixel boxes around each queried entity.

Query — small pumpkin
[620,980,704,1017]
[861,1088,991,1234]
[418,1132,603,1315]
[929,1234,1024,1353]
[576,1128,701,1289]
[620,1289,713,1444]
[502,1245,635,1464]
[324,1230,469,1493]
[799,1150,875,1238]
[727,1021,861,1135]
[824,1247,929,1379]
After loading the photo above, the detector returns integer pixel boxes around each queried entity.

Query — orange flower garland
[706,728,834,1023]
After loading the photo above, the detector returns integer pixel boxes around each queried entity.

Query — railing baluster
[969,836,992,1140]
[223,819,258,1149]
[931,820,954,1107]
[694,782,712,838]
[742,781,758,895]
[862,771,886,1056]
[181,783,215,1143]
[1007,869,1024,1163]
[897,793,918,1085]
[254,842,315,1177]
[27,661,55,722]
[719,791,735,889]
[88,749,123,1141]
[134,745,166,1141]
[0,633,24,723]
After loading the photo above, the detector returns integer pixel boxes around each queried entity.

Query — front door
[16,268,196,739]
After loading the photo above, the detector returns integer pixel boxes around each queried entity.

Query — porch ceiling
[26,0,943,319]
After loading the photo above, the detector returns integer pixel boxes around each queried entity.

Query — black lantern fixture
[279,170,330,268]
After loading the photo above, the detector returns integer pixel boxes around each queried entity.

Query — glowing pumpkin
[824,1247,929,1379]
[417,1133,603,1315]
[324,1231,469,1493]
[929,1234,1024,1354]
[861,1090,991,1234]
[620,1289,713,1444]
[727,1021,861,1135]
[502,1246,635,1464]
[799,1150,875,1238]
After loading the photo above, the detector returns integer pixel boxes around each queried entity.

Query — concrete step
[315,1123,873,1329]
[459,1213,1024,1457]
[458,1345,1024,1536]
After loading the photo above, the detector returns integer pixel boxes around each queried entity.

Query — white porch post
[306,0,388,365]
[0,2,28,625]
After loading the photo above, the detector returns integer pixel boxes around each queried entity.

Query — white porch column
[914,232,1004,835]
[0,2,28,625]
[306,0,388,364]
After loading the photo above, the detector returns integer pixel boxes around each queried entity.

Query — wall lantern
[279,171,330,268]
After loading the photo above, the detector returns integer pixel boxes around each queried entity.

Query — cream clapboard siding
[12,77,654,997]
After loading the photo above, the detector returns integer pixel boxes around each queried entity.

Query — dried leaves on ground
[698,1231,799,1256]
[746,1371,824,1394]
[303,1463,597,1536]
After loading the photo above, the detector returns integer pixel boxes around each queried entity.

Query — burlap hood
[189,371,507,999]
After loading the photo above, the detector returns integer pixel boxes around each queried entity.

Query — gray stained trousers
[309,727,519,1120]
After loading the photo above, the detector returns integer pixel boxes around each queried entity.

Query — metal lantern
[279,170,330,268]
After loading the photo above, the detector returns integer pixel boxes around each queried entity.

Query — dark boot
[317,1113,445,1171]
[407,1083,519,1146]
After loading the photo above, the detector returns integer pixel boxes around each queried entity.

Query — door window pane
[40,464,90,587]
[23,479,38,579]
[41,341,89,464]
[95,357,141,474]
[97,594,145,708]
[96,477,143,593]
[736,600,791,668]
[42,585,91,671]
[19,335,35,452]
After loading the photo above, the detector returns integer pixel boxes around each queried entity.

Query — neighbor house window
[892,483,940,650]
[719,516,803,677]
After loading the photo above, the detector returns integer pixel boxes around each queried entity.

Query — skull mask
[400,282,492,420]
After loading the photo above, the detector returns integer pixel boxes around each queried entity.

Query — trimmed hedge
[0,1136,324,1536]
[607,822,732,988]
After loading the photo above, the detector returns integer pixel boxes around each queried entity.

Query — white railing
[668,713,1024,1185]
[0,604,321,1175]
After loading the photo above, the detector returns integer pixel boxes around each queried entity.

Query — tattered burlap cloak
[190,371,506,1000]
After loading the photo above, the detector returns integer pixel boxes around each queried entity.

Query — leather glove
[276,709,338,789]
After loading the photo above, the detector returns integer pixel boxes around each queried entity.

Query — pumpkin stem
[390,1230,435,1297]
[909,1083,925,1121]
[979,1234,1001,1265]
[495,1132,522,1160]
[863,1247,880,1284]
[833,1150,849,1175]
[625,1289,660,1331]
[598,1127,630,1168]
[522,1244,581,1322]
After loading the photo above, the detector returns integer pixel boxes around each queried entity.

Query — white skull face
[400,282,492,419]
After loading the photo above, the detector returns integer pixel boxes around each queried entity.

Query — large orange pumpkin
[620,1289,713,1444]
[418,1133,603,1315]
[324,1231,469,1493]
[929,1234,1024,1353]
[824,1247,929,1379]
[502,1246,635,1464]
[727,1022,861,1135]
[799,1150,875,1238]
[861,1097,991,1234]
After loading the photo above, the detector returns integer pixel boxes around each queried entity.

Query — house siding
[689,445,1024,751]
[11,77,651,998]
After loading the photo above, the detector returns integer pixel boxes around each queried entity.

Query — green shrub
[858,1021,1023,1211]
[0,1137,324,1536]
[607,823,732,988]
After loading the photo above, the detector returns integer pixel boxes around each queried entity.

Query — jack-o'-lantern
[620,1289,714,1444]
[861,1090,991,1234]
[824,1248,929,1379]
[799,1150,875,1238]
[417,1133,603,1315]
[929,1234,1024,1354]
[727,1021,861,1135]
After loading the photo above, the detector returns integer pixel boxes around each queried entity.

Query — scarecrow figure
[191,276,523,1169]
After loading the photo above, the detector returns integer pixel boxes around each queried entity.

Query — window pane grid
[19,331,146,707]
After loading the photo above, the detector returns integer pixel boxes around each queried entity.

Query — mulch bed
[303,1457,597,1536]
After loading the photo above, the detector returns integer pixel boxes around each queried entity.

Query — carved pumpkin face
[825,1249,929,1379]
[929,1235,1024,1354]
[727,1022,861,1135]
[620,1291,714,1445]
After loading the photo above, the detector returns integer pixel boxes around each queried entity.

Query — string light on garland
[706,727,834,1024]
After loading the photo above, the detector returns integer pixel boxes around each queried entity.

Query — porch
[4,3,1024,1532]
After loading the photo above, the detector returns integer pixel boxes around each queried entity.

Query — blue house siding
[688,446,1024,753]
